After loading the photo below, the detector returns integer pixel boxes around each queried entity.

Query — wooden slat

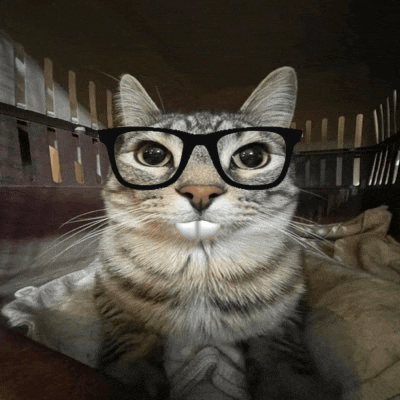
[384,97,393,185]
[44,58,55,117]
[337,116,345,149]
[319,159,326,186]
[368,154,378,186]
[353,114,363,186]
[91,137,102,184]
[380,104,384,142]
[305,120,311,144]
[55,128,78,186]
[393,149,400,184]
[78,103,92,128]
[336,116,345,186]
[321,118,328,143]
[369,110,380,186]
[0,31,15,105]
[49,145,62,183]
[373,152,383,186]
[99,142,110,183]
[370,109,382,187]
[384,150,392,186]
[25,55,45,114]
[379,100,391,185]
[69,70,79,124]
[14,43,26,109]
[305,159,310,187]
[72,130,84,185]
[320,118,328,186]
[354,114,363,148]
[379,150,388,185]
[54,81,70,122]
[89,81,98,130]
[79,133,99,186]
[386,97,391,138]
[47,128,61,184]
[373,109,379,144]
[0,114,23,185]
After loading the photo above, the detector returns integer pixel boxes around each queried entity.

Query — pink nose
[177,185,225,211]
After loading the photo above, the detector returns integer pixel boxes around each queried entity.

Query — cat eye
[232,143,270,169]
[136,142,172,167]
[98,126,302,190]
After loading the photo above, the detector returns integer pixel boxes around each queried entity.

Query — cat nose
[177,185,225,212]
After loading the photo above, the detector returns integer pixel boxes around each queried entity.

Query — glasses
[98,126,302,190]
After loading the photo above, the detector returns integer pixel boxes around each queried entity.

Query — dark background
[1,0,400,144]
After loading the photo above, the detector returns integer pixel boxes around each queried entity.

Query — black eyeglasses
[98,126,302,190]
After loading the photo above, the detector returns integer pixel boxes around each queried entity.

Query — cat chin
[176,220,221,240]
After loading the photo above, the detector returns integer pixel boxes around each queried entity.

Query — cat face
[102,67,299,251]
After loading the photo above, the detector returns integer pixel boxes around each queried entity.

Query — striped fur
[94,67,309,396]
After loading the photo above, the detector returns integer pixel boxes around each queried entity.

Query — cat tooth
[175,220,221,240]
[198,220,221,240]
[176,221,198,240]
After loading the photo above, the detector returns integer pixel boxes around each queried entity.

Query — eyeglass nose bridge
[184,134,227,168]
[175,141,224,182]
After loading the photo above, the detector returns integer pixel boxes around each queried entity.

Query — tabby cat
[93,67,355,399]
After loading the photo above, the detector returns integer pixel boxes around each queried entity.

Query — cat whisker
[60,209,107,228]
[40,224,108,263]
[288,220,336,248]
[37,223,107,260]
[54,218,109,245]
[36,208,136,261]
[255,212,334,262]
[297,188,327,200]
[155,85,166,112]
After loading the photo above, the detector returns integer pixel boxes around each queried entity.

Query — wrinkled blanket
[2,206,400,400]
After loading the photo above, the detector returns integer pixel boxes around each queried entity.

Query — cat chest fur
[96,242,305,345]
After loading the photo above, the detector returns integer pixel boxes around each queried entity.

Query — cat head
[102,67,299,250]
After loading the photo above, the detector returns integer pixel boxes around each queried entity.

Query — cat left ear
[117,74,161,126]
[240,66,297,128]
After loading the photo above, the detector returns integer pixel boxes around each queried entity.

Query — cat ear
[117,74,161,126]
[240,66,297,128]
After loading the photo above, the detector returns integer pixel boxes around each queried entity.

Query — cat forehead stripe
[155,112,249,134]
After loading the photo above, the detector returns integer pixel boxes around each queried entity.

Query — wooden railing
[0,30,112,188]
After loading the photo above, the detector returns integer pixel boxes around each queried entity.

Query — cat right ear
[116,74,161,126]
[240,66,298,128]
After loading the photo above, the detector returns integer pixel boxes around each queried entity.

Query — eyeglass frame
[97,126,303,190]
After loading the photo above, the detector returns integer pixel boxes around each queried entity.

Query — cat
[93,67,357,399]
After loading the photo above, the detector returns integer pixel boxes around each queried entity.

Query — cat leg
[97,320,170,399]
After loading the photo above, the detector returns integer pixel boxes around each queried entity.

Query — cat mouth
[175,220,221,240]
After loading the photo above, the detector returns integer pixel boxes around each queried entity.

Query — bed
[1,31,400,400]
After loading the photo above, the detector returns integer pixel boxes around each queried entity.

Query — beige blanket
[2,206,400,399]
[304,206,400,400]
